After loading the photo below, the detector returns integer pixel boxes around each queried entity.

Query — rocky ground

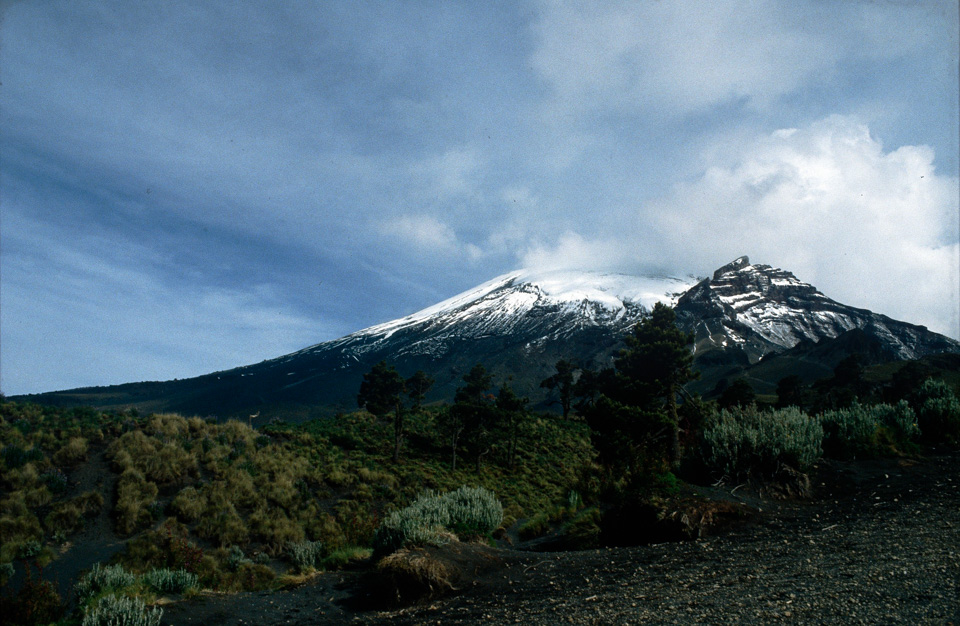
[162,449,959,625]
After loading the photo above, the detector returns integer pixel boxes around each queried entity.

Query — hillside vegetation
[2,306,958,625]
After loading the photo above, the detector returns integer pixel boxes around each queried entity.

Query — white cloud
[521,232,633,272]
[523,116,960,338]
[380,214,460,252]
[411,146,483,201]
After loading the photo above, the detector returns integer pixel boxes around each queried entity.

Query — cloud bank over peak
[524,116,959,338]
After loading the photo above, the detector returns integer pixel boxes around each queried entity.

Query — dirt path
[162,450,960,625]
[53,445,125,603]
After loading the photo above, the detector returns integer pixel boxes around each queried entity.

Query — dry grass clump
[144,442,197,485]
[109,430,198,486]
[196,502,248,546]
[249,506,305,554]
[377,545,455,601]
[170,486,207,523]
[53,436,89,466]
[218,420,257,446]
[115,468,159,535]
[0,492,43,561]
[146,413,190,438]
[44,491,103,534]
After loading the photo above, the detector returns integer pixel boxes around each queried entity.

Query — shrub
[82,594,162,626]
[226,545,251,571]
[915,379,960,444]
[821,401,919,458]
[820,404,878,458]
[75,563,137,602]
[115,469,158,535]
[53,436,88,466]
[141,568,198,594]
[372,486,503,557]
[441,486,503,538]
[286,540,325,572]
[700,405,823,479]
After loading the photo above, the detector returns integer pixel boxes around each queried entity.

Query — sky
[1,1,958,395]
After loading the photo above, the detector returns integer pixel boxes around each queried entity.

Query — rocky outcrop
[675,257,959,365]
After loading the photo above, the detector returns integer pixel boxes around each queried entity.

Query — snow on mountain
[675,256,958,363]
[290,269,698,361]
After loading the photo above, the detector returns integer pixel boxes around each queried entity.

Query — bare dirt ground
[162,449,960,625]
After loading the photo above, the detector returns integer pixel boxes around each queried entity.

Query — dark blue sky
[2,1,957,394]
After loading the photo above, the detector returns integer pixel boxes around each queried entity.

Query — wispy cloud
[1,1,956,393]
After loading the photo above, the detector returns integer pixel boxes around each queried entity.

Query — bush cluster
[372,485,503,557]
[74,563,137,602]
[699,405,823,479]
[141,567,198,594]
[915,379,960,444]
[286,540,325,572]
[81,594,162,626]
[820,401,918,458]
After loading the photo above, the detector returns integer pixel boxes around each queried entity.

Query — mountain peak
[713,256,751,279]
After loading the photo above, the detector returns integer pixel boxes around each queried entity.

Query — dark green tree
[612,302,698,467]
[718,378,756,410]
[357,361,406,462]
[776,375,804,409]
[496,380,529,468]
[449,364,498,472]
[540,359,577,419]
[406,370,434,413]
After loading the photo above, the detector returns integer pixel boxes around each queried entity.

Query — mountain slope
[25,270,696,419]
[20,259,960,419]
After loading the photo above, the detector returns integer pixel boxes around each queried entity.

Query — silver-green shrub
[82,594,162,626]
[821,401,919,457]
[701,405,823,479]
[75,563,137,602]
[286,540,325,572]
[915,379,960,443]
[226,545,251,571]
[820,404,877,458]
[372,485,503,557]
[141,568,198,594]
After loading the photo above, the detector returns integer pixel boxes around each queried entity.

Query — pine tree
[357,361,406,462]
[614,302,697,467]
[496,380,529,468]
[540,359,577,419]
[406,370,434,413]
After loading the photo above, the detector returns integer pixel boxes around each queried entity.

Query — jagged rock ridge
[674,256,956,365]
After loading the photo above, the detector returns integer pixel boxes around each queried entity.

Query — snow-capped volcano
[290,269,697,362]
[26,258,960,419]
